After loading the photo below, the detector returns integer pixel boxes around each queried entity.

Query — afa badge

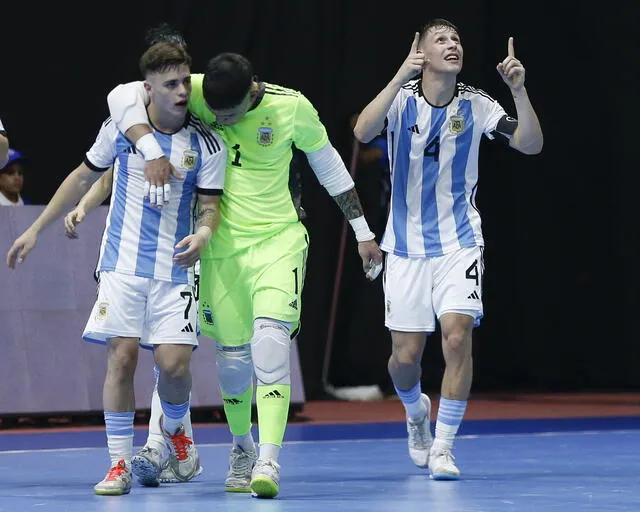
[96,302,108,321]
[257,127,273,146]
[181,149,199,171]
[449,115,465,135]
[201,301,214,325]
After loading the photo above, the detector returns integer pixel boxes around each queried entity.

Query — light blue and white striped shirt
[85,115,226,285]
[382,80,515,258]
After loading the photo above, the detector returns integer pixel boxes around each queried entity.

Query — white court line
[1,428,639,455]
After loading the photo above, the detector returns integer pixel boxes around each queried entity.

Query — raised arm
[496,37,543,155]
[354,32,425,143]
[64,167,113,238]
[6,163,103,268]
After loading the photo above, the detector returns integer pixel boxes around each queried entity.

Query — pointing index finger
[410,32,420,53]
[508,36,515,58]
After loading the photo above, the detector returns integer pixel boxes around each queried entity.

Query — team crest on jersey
[449,115,465,134]
[96,302,108,321]
[180,149,198,171]
[258,127,273,146]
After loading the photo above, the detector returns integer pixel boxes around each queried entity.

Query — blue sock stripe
[161,399,189,419]
[394,382,422,405]
[437,399,467,425]
[104,411,134,436]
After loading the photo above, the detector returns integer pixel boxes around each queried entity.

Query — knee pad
[215,343,253,396]
[251,318,292,386]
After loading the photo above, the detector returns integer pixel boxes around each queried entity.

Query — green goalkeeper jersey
[188,74,329,258]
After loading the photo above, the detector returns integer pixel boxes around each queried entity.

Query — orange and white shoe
[162,420,200,482]
[94,459,132,496]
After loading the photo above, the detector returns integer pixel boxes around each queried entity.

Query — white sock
[233,432,255,452]
[259,443,280,462]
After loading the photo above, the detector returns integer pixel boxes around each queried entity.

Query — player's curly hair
[144,22,188,50]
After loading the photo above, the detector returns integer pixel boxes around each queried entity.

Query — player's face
[146,64,192,117]
[208,89,254,126]
[422,26,463,74]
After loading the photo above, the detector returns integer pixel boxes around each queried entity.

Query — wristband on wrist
[348,215,375,242]
[135,133,165,161]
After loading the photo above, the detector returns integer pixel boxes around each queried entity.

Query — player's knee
[107,339,138,379]
[157,358,190,381]
[251,318,292,386]
[216,343,253,396]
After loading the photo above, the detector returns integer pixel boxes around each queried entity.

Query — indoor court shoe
[225,444,258,492]
[131,445,166,487]
[250,458,280,498]
[428,447,461,480]
[94,459,132,496]
[407,393,433,467]
[162,423,200,482]
[159,451,204,483]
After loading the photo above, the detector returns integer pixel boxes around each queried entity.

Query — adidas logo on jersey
[288,299,298,310]
[408,124,420,134]
[262,390,285,399]
[181,323,194,332]
[124,145,138,154]
[467,291,480,300]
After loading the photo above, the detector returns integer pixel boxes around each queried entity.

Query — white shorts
[383,246,484,333]
[83,270,199,349]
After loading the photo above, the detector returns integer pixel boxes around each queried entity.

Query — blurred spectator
[0,117,9,168]
[0,149,30,206]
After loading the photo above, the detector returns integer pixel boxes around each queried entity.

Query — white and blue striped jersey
[382,80,516,258]
[85,114,226,285]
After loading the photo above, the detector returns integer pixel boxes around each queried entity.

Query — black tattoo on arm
[196,207,218,230]
[333,187,365,220]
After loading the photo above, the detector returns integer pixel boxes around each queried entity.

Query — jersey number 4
[424,137,440,162]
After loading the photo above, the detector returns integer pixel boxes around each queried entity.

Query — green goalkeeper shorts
[199,222,309,346]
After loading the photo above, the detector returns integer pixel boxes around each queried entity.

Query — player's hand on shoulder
[144,157,184,209]
[6,229,37,269]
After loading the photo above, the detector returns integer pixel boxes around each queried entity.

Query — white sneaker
[406,393,433,467]
[94,459,132,495]
[225,445,258,492]
[429,446,461,480]
[162,423,200,482]
[159,450,204,483]
[131,445,167,487]
[250,458,280,498]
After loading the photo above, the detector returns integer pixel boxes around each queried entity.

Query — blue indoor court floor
[1,418,639,512]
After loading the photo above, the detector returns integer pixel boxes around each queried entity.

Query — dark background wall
[2,1,638,399]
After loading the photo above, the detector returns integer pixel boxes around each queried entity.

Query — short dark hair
[139,42,192,78]
[144,22,188,50]
[202,52,253,109]
[418,18,460,44]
